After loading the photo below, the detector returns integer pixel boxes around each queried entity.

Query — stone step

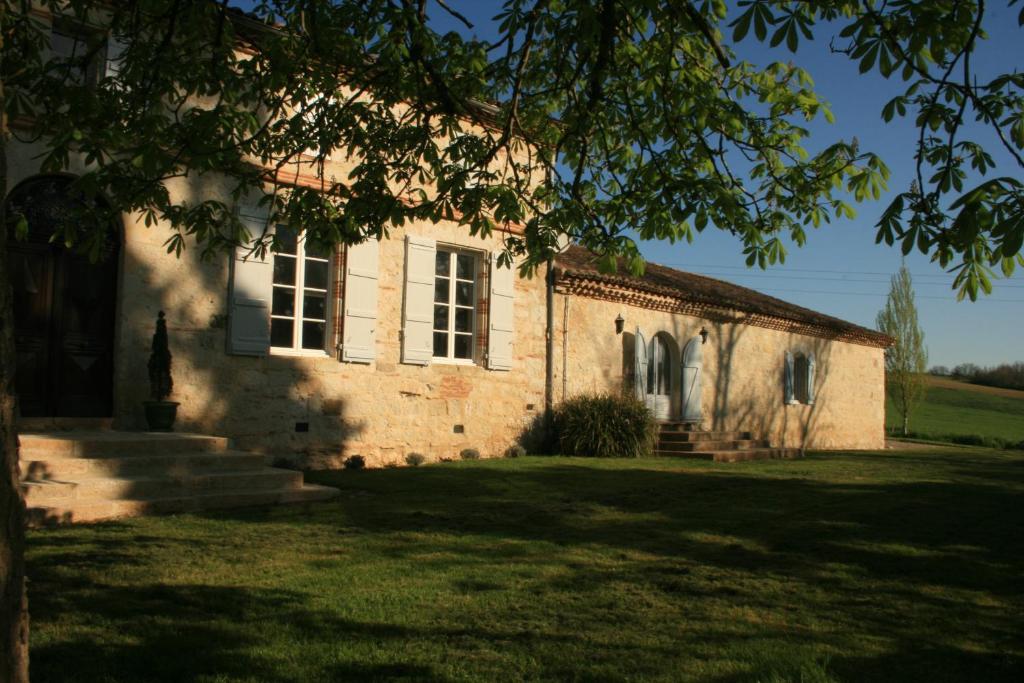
[657,430,754,442]
[22,468,304,506]
[655,439,769,453]
[22,450,266,481]
[26,483,340,527]
[654,448,802,462]
[19,431,229,459]
[18,417,114,432]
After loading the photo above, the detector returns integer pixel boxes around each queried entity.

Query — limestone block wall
[551,292,886,450]
[110,208,548,467]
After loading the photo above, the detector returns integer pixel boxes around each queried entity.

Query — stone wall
[551,292,886,450]
[113,201,548,468]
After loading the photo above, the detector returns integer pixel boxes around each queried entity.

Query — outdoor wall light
[700,327,709,344]
[615,314,625,334]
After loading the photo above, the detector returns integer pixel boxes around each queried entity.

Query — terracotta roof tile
[554,245,892,348]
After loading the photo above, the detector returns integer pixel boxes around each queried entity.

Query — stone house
[6,12,891,470]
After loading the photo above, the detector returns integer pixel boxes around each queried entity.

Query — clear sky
[424,1,1023,369]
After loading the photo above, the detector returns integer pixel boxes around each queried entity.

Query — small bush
[505,443,527,458]
[405,452,426,467]
[343,455,365,470]
[951,434,1008,449]
[459,448,480,460]
[554,392,656,458]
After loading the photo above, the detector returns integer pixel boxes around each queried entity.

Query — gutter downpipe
[544,258,555,446]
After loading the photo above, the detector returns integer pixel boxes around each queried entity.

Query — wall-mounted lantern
[699,327,709,344]
[615,314,625,334]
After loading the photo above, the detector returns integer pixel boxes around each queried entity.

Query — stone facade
[8,147,886,465]
[551,292,886,450]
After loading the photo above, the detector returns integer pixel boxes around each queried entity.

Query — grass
[27,450,1024,682]
[887,375,1024,443]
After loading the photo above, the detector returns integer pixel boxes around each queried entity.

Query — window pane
[456,253,474,279]
[276,229,298,255]
[433,332,448,357]
[304,239,331,259]
[433,305,449,331]
[303,292,326,320]
[453,334,472,359]
[434,278,449,304]
[455,281,474,306]
[435,250,450,277]
[271,318,294,348]
[272,287,295,317]
[273,255,296,285]
[302,321,325,350]
[454,307,472,333]
[305,259,328,290]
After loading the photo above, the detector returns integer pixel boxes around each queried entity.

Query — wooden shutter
[806,352,816,405]
[227,208,273,356]
[784,351,796,404]
[105,35,125,79]
[634,328,648,400]
[401,235,436,365]
[681,337,703,422]
[486,253,515,371]
[341,239,379,363]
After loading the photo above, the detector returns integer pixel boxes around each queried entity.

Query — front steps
[19,430,339,526]
[654,423,801,462]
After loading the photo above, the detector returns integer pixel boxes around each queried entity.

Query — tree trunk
[0,14,32,677]
[902,412,909,437]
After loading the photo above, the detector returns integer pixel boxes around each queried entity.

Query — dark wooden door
[7,177,119,417]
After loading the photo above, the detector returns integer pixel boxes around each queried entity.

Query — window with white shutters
[271,231,332,352]
[433,248,478,361]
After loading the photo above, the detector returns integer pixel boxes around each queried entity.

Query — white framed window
[432,247,478,361]
[271,230,332,352]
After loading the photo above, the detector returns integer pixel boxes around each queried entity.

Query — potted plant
[143,310,179,431]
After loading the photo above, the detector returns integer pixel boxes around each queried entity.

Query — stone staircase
[18,424,338,526]
[654,422,801,462]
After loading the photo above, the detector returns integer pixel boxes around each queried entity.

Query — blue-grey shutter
[105,35,126,79]
[784,351,796,404]
[341,239,379,363]
[486,253,515,370]
[227,208,273,356]
[681,336,703,422]
[401,235,436,365]
[806,352,816,405]
[634,328,648,401]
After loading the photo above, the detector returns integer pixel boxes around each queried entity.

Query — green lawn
[886,376,1024,443]
[27,451,1024,682]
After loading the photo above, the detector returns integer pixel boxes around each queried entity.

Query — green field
[26,450,1024,682]
[886,375,1024,443]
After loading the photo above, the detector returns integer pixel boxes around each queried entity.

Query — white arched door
[646,334,672,421]
[681,336,703,423]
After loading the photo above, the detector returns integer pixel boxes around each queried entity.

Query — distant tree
[877,265,929,436]
[953,363,981,380]
[929,365,950,376]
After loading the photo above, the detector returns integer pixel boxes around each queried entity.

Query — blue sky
[423,1,1023,368]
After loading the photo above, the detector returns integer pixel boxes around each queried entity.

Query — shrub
[343,455,365,470]
[554,392,656,458]
[459,448,480,460]
[405,452,426,467]
[505,443,527,458]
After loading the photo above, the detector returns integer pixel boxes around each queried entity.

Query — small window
[432,248,478,361]
[794,353,809,403]
[271,230,333,352]
[50,26,103,86]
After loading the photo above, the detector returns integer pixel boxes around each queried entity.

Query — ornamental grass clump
[554,393,656,458]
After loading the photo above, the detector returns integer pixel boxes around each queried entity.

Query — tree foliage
[2,1,1019,295]
[877,265,928,436]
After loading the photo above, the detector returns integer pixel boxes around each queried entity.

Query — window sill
[431,357,477,367]
[270,347,332,359]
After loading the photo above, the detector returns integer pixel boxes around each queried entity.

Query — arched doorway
[632,330,678,421]
[5,176,120,417]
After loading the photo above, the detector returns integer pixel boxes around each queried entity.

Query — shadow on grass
[26,451,1024,681]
